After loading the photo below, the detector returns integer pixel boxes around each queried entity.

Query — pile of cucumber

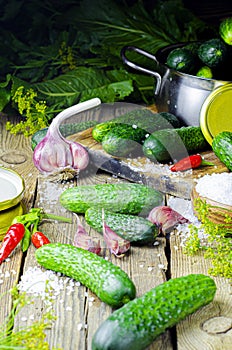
[166,17,232,80]
[92,109,209,162]
[35,180,217,350]
[92,108,181,158]
[60,182,164,244]
[36,241,217,349]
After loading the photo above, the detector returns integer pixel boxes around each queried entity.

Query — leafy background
[0,0,215,134]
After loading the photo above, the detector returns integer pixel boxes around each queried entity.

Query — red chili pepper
[31,231,50,249]
[170,154,214,172]
[0,223,25,264]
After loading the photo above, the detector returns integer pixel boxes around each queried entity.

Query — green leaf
[0,74,12,111]
[34,67,134,109]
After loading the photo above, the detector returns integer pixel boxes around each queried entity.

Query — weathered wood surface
[0,112,231,350]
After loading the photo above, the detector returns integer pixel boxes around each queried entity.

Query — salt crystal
[195,172,232,205]
[148,267,153,271]
[158,264,165,269]
[21,317,27,322]
[0,279,3,284]
[17,266,76,303]
[77,323,83,331]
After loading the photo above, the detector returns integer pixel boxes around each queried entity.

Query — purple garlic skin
[33,98,101,175]
[33,129,89,174]
[103,221,130,257]
[147,205,190,234]
[73,218,101,255]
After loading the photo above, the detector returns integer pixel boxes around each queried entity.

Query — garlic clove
[73,215,101,255]
[103,221,130,258]
[147,205,190,234]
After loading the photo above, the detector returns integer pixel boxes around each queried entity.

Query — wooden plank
[0,114,39,326]
[170,234,232,350]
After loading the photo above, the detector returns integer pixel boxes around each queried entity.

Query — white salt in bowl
[191,173,232,226]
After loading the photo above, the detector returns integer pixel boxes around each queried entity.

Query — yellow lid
[200,83,232,145]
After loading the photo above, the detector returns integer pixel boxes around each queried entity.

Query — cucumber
[85,207,158,244]
[198,38,228,68]
[31,120,98,150]
[219,17,232,45]
[101,123,146,156]
[92,109,181,143]
[166,47,196,73]
[35,243,136,308]
[92,121,118,143]
[92,274,216,350]
[59,183,164,216]
[196,65,213,79]
[143,126,208,163]
[212,131,232,171]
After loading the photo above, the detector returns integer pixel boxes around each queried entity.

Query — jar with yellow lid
[0,167,25,240]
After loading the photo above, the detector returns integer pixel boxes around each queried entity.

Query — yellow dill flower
[6,86,49,136]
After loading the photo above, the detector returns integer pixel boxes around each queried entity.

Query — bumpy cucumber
[59,183,164,216]
[198,38,228,68]
[101,123,146,156]
[31,120,98,150]
[92,109,180,143]
[35,243,136,307]
[212,131,232,171]
[143,126,208,163]
[92,274,216,350]
[85,207,158,244]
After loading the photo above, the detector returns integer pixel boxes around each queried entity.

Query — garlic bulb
[33,98,101,177]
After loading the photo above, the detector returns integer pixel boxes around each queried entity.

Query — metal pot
[121,45,230,126]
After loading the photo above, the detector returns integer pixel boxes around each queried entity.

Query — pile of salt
[195,172,232,206]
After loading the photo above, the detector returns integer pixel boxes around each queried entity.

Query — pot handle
[121,45,162,95]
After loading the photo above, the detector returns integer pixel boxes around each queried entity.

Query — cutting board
[71,126,228,199]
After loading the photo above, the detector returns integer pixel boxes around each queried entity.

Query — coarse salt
[17,266,78,303]
[195,172,232,205]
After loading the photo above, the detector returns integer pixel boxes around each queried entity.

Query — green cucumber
[196,65,213,79]
[212,131,232,171]
[101,123,146,156]
[85,207,158,244]
[198,38,228,68]
[92,109,181,143]
[31,120,98,150]
[92,274,216,350]
[220,17,232,45]
[92,121,118,143]
[166,47,196,73]
[143,126,208,163]
[59,183,164,216]
[35,243,136,308]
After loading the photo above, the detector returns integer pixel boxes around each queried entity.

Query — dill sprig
[0,286,61,350]
[184,197,232,279]
[6,86,49,136]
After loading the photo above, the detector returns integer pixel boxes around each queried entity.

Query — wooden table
[0,112,231,350]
